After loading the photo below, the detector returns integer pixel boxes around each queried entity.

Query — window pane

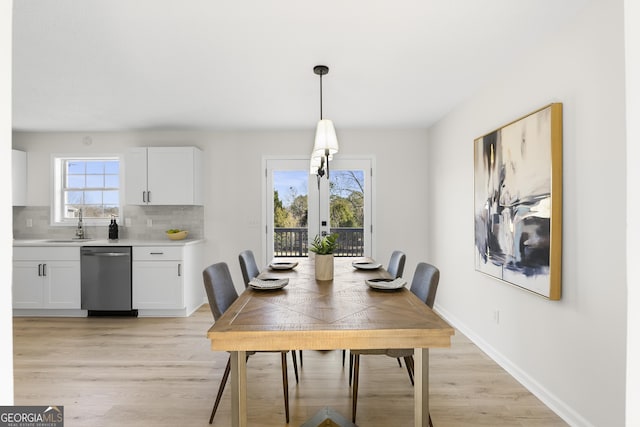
[329,170,365,257]
[273,170,308,257]
[66,191,84,204]
[104,162,119,174]
[103,191,119,204]
[86,162,104,174]
[84,191,102,204]
[105,205,119,216]
[86,175,104,187]
[67,161,85,174]
[105,175,119,187]
[67,175,85,188]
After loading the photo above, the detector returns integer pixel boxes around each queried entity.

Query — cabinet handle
[42,263,47,277]
[38,263,42,277]
[177,263,182,277]
[150,252,164,255]
[147,191,151,203]
[142,191,146,203]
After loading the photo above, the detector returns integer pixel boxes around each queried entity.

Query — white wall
[13,129,430,293]
[1,0,14,406]
[625,0,639,425]
[428,1,626,426]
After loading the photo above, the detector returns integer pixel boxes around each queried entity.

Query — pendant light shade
[313,119,339,157]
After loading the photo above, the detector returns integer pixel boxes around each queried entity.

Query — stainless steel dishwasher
[81,246,136,316]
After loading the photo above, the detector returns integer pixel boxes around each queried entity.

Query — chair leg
[280,352,290,423]
[209,356,231,424]
[397,357,402,367]
[349,353,354,386]
[429,412,434,427]
[291,350,299,384]
[342,349,346,366]
[299,350,303,367]
[404,355,415,386]
[351,354,360,423]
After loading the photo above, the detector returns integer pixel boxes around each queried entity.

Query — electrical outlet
[146,218,153,227]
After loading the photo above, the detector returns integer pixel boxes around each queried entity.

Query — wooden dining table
[207,256,455,427]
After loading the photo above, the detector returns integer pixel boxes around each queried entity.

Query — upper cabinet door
[125,146,203,206]
[147,147,196,205]
[124,147,148,205]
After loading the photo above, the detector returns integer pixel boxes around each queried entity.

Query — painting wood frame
[474,103,562,300]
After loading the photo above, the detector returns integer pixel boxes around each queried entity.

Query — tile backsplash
[13,205,204,241]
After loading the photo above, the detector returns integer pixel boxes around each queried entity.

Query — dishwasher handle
[82,252,131,257]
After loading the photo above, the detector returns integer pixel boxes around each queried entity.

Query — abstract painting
[474,103,562,300]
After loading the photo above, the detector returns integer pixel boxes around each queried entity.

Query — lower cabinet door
[13,261,44,308]
[45,261,81,309]
[132,261,184,309]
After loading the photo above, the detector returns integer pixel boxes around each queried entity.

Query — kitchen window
[52,156,122,226]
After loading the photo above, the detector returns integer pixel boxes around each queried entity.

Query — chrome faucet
[75,208,85,239]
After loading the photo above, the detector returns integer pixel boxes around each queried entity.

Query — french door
[264,157,373,263]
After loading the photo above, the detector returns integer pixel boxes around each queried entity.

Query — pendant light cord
[319,72,323,120]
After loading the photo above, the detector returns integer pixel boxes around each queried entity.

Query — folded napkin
[248,278,289,289]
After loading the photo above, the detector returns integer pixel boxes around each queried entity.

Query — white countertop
[13,238,205,247]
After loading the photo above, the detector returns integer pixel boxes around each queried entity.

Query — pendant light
[310,65,338,178]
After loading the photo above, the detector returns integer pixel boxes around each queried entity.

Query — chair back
[202,262,239,320]
[239,250,260,288]
[387,250,406,279]
[409,262,440,308]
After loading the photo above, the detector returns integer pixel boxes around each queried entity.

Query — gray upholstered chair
[349,262,440,425]
[203,262,298,424]
[387,250,406,279]
[238,249,260,288]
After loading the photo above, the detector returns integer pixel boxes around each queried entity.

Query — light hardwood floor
[13,305,567,426]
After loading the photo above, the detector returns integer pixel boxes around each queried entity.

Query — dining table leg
[230,350,248,427]
[413,348,430,427]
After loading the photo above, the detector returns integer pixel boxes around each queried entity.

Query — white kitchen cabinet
[12,149,27,206]
[125,146,203,205]
[12,247,81,309]
[132,243,204,316]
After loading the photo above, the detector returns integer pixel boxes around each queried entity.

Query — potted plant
[310,233,339,280]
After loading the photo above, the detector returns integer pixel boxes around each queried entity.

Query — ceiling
[12,0,591,132]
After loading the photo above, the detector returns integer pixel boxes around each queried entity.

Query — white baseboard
[433,303,593,427]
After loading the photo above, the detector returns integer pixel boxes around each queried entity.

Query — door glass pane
[273,170,309,257]
[329,170,365,257]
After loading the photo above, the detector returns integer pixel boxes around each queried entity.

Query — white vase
[314,253,334,280]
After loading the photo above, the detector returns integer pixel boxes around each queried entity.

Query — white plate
[269,261,299,271]
[249,278,289,290]
[352,261,382,270]
[365,278,407,290]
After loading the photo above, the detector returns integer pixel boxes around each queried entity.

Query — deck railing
[274,227,364,257]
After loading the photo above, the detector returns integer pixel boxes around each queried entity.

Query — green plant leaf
[309,233,339,255]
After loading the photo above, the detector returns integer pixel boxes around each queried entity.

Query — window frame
[51,154,123,227]
[262,156,375,263]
